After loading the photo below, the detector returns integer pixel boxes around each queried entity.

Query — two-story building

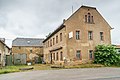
[43,6,112,64]
[0,38,11,67]
[12,38,44,64]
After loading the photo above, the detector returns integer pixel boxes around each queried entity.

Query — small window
[76,31,80,40]
[89,50,93,59]
[0,53,1,62]
[48,41,49,47]
[76,50,81,60]
[60,52,63,61]
[53,38,55,45]
[56,52,59,61]
[18,47,21,49]
[88,13,91,23]
[60,33,62,41]
[88,31,93,40]
[53,53,55,60]
[91,16,94,23]
[100,32,104,41]
[30,50,32,53]
[85,15,87,22]
[50,39,52,47]
[56,35,58,43]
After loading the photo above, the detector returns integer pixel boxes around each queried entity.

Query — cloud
[0,0,119,47]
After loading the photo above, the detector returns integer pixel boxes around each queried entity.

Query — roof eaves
[43,24,65,43]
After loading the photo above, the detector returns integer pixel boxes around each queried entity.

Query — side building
[0,39,11,67]
[43,6,112,64]
[12,38,44,64]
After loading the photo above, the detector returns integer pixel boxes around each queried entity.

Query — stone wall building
[43,6,112,64]
[12,38,44,64]
[0,39,11,67]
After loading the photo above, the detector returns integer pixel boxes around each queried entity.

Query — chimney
[63,19,66,23]
[0,38,5,43]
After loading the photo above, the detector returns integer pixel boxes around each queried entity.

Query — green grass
[0,64,105,74]
[64,64,104,69]
[0,65,31,74]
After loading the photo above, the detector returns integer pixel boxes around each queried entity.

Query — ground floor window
[56,52,59,61]
[89,50,93,59]
[53,53,55,60]
[60,52,63,61]
[0,54,1,62]
[76,50,81,60]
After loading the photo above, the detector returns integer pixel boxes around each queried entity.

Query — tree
[94,45,120,66]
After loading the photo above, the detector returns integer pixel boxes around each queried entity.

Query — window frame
[89,50,93,60]
[100,32,104,41]
[76,30,80,40]
[76,50,82,60]
[88,31,93,40]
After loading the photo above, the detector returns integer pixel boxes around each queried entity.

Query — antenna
[72,6,73,14]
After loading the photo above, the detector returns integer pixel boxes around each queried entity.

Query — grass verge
[0,64,104,74]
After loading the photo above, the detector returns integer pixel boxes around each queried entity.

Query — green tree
[94,45,120,66]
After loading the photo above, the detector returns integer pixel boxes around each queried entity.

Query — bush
[94,45,120,66]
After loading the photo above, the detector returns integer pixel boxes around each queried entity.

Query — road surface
[0,67,120,80]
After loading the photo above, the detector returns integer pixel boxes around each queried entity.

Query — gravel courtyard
[0,67,120,80]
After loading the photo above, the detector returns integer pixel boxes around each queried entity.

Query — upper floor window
[88,13,91,23]
[88,31,93,40]
[100,32,104,41]
[85,15,87,22]
[76,50,82,60]
[48,41,49,47]
[53,38,55,45]
[76,31,80,40]
[50,39,52,47]
[85,13,94,23]
[60,33,62,41]
[56,35,58,43]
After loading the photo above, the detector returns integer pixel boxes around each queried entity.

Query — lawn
[0,64,104,74]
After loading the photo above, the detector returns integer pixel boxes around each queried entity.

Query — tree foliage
[94,45,120,66]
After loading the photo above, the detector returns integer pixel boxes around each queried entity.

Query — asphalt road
[0,67,120,80]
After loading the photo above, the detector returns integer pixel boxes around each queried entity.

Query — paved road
[0,67,120,80]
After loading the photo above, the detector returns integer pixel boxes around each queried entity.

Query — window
[56,35,58,43]
[53,38,55,45]
[50,39,52,46]
[60,33,62,41]
[53,53,55,60]
[18,47,21,49]
[76,31,80,40]
[48,41,49,47]
[85,15,87,22]
[89,50,93,59]
[76,50,81,60]
[100,32,104,41]
[0,53,1,62]
[85,13,94,23]
[88,31,93,40]
[56,52,59,61]
[88,13,91,23]
[60,52,63,61]
[91,16,94,23]
[30,50,32,53]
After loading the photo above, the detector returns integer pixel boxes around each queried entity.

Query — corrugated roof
[12,38,44,47]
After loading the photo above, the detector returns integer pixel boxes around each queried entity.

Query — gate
[6,55,13,66]
[14,53,27,65]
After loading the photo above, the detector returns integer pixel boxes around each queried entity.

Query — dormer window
[85,13,94,23]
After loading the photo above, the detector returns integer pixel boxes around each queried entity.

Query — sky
[0,0,120,47]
